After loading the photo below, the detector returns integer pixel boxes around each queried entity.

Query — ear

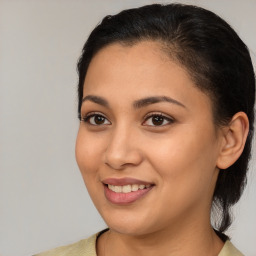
[217,112,249,170]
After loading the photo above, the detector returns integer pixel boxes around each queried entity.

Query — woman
[36,3,255,256]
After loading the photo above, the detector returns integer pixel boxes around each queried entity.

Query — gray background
[0,0,255,255]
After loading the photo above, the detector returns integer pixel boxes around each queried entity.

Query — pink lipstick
[102,178,154,204]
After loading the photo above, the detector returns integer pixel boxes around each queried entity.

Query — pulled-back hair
[77,3,255,234]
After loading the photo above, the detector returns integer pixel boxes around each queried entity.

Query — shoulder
[218,240,244,256]
[34,233,97,256]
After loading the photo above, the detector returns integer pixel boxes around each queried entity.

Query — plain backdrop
[0,0,255,255]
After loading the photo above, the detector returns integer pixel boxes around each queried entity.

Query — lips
[102,178,154,204]
[108,184,151,193]
[102,177,152,186]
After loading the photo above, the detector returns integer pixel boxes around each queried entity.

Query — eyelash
[81,112,174,127]
[143,112,174,126]
[81,112,111,126]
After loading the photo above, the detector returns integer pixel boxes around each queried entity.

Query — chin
[108,224,149,236]
[101,212,157,236]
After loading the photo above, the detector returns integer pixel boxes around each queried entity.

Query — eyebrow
[82,95,186,109]
[133,96,186,109]
[82,95,109,108]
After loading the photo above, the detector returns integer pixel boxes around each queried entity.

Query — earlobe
[217,112,249,170]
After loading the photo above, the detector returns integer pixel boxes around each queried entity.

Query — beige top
[35,232,244,256]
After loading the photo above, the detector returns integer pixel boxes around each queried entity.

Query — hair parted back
[77,3,255,235]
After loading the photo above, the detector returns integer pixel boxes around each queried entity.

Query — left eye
[143,114,174,126]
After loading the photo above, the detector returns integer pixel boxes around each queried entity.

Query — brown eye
[143,114,174,126]
[83,113,111,126]
[152,116,164,125]
[93,115,105,125]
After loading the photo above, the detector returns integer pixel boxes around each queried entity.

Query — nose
[104,126,143,170]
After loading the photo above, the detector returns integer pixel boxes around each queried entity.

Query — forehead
[83,41,212,114]
[84,41,189,91]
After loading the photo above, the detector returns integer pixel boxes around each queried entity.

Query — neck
[100,217,224,256]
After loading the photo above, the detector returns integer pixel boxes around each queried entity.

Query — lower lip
[104,185,153,205]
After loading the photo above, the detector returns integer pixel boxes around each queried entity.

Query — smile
[108,184,151,193]
[102,178,154,204]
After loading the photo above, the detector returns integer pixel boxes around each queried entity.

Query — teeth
[131,184,139,191]
[114,185,122,193]
[122,185,132,193]
[108,184,151,193]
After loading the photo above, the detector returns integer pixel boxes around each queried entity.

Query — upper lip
[102,177,153,186]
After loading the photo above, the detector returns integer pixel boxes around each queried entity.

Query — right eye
[82,113,111,126]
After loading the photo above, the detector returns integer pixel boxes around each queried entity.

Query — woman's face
[76,41,223,235]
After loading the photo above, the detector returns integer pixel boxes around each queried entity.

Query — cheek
[75,128,104,180]
[75,129,106,208]
[145,132,218,221]
[145,125,218,190]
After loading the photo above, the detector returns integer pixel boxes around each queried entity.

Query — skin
[75,41,248,256]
